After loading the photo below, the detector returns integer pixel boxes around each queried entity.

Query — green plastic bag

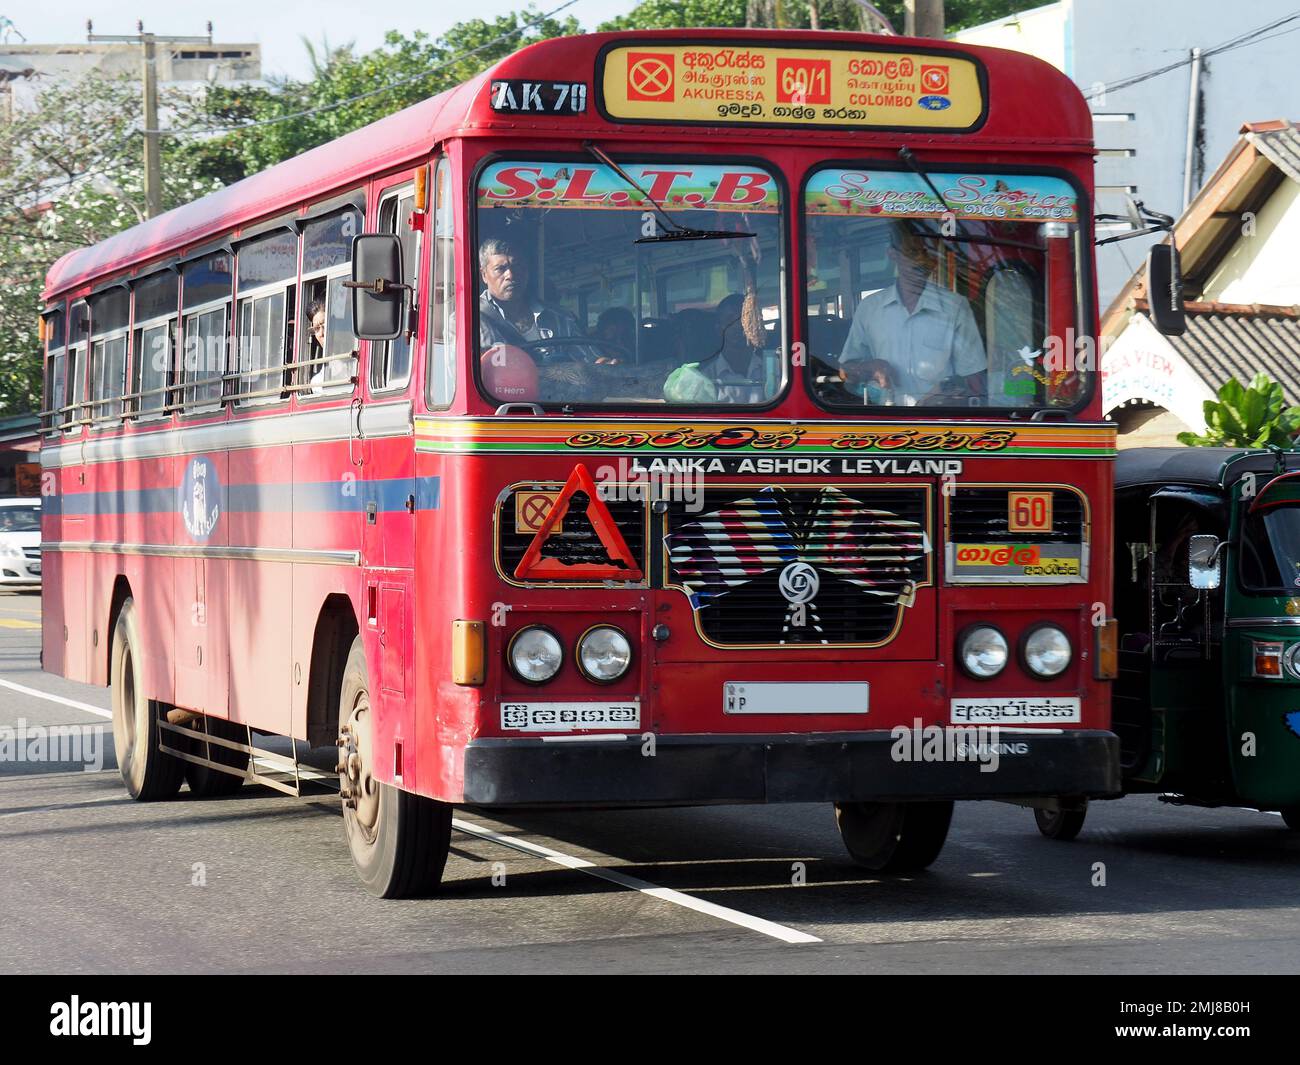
[662,362,717,403]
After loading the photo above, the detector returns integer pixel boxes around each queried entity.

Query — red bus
[41,28,1122,896]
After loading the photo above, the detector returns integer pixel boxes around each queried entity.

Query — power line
[149,0,581,137]
[1083,10,1300,99]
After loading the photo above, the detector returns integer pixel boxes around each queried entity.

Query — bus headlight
[577,625,632,684]
[959,625,1008,679]
[507,626,563,684]
[1023,624,1072,678]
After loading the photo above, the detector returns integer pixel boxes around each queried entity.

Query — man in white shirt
[839,225,987,405]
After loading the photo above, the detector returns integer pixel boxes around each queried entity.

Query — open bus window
[299,208,360,398]
[474,159,783,407]
[803,168,1085,412]
[1240,503,1300,594]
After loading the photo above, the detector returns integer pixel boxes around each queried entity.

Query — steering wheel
[517,335,632,366]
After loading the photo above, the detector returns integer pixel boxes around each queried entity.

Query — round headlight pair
[507,625,632,685]
[958,623,1071,680]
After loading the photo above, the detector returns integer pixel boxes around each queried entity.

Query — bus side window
[235,228,297,406]
[66,301,89,430]
[429,157,456,408]
[299,207,361,398]
[88,287,129,426]
[371,187,417,394]
[41,306,65,433]
[180,252,233,411]
[130,270,178,419]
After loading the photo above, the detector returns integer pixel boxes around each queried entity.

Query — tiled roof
[1248,119,1300,184]
[1134,300,1300,404]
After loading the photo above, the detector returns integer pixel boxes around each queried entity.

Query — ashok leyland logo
[778,561,819,604]
[180,456,221,541]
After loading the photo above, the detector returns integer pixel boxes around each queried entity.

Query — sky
[2,1,635,79]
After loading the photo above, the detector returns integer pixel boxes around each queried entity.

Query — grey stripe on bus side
[42,541,361,565]
[40,400,412,469]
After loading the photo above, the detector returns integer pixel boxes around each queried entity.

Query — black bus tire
[110,599,184,801]
[1034,804,1087,841]
[833,800,953,872]
[338,636,451,897]
[183,716,249,797]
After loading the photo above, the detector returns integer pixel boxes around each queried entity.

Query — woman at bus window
[306,299,356,395]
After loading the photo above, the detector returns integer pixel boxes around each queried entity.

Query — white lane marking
[0,792,123,820]
[452,816,821,945]
[0,677,112,719]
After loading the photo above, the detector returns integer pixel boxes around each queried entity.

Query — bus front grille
[665,486,930,646]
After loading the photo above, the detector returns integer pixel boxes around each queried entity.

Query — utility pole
[86,19,213,219]
[905,0,945,38]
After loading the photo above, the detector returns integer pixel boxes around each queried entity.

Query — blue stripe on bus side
[43,477,440,517]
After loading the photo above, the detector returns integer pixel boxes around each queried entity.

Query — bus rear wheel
[337,637,451,897]
[833,800,953,872]
[1034,803,1087,841]
[110,599,184,801]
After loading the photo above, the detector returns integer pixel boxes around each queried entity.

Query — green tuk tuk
[1033,446,1300,839]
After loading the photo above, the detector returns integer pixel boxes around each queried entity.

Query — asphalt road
[2,587,1299,975]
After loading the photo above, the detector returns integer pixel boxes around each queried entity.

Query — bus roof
[44,28,1091,300]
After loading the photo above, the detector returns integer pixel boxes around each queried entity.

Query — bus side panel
[137,552,178,706]
[414,449,474,802]
[41,550,68,679]
[228,559,293,734]
[226,440,294,734]
[173,449,230,716]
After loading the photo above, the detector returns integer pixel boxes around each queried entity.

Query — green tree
[1178,374,1300,449]
[600,0,1037,32]
[196,10,579,181]
[0,72,220,416]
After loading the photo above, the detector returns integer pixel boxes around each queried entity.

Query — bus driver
[839,224,986,406]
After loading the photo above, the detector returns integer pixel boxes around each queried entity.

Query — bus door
[360,177,421,763]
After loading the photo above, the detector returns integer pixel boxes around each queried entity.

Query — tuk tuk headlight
[507,626,564,684]
[1023,624,1072,678]
[577,625,632,684]
[959,625,1008,679]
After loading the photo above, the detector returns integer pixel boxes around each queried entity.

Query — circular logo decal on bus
[778,561,820,605]
[180,456,221,541]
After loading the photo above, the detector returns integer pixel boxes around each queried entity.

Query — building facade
[955,0,1300,308]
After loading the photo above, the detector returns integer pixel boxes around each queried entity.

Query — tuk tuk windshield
[1239,503,1300,594]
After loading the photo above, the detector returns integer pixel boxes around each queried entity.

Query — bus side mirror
[349,234,405,341]
[1146,243,1186,337]
[1188,533,1222,590]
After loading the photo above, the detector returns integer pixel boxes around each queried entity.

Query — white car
[0,497,41,588]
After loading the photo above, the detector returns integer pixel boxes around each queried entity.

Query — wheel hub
[339,699,380,837]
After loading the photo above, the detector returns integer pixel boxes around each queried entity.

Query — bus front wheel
[833,800,953,872]
[110,599,184,801]
[337,636,451,897]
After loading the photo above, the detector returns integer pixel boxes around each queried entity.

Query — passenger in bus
[477,238,591,359]
[593,306,636,363]
[838,225,986,406]
[305,299,357,394]
[662,294,772,404]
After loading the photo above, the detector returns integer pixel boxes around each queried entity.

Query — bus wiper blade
[898,148,1045,252]
[584,140,754,243]
[635,228,755,244]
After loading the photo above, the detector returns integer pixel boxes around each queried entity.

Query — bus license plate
[724,682,869,715]
[501,701,639,732]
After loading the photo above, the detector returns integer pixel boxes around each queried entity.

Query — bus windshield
[803,167,1086,412]
[474,159,783,408]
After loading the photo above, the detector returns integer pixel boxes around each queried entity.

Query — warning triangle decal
[513,463,644,581]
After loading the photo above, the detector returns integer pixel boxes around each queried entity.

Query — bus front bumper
[461,729,1121,806]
